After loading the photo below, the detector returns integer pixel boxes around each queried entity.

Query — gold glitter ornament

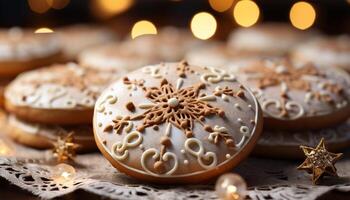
[297,138,343,184]
[51,132,80,163]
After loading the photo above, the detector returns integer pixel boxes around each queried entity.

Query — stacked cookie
[0,27,61,107]
[227,58,350,158]
[3,63,116,151]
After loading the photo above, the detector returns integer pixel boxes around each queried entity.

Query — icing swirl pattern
[93,62,262,183]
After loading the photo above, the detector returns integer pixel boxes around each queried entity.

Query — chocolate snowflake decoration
[242,60,344,109]
[133,79,225,137]
[243,61,319,92]
[297,138,343,184]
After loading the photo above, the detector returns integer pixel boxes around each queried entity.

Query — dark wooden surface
[0,178,349,200]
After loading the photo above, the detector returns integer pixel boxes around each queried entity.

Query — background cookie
[57,24,117,61]
[5,114,96,151]
[186,42,273,69]
[228,23,313,56]
[254,119,350,159]
[291,35,350,72]
[5,63,116,125]
[78,42,157,72]
[0,27,61,77]
[93,61,263,183]
[79,27,202,72]
[228,58,350,131]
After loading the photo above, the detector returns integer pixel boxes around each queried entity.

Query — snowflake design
[243,61,319,91]
[243,60,344,106]
[133,79,224,137]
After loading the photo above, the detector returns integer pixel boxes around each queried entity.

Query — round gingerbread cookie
[93,61,263,183]
[57,24,117,61]
[228,23,314,56]
[254,119,350,159]
[228,58,350,131]
[79,27,202,72]
[4,114,96,151]
[5,63,117,125]
[0,27,61,77]
[78,42,157,73]
[186,42,273,69]
[291,35,350,73]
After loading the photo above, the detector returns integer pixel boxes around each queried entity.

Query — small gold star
[51,132,80,163]
[297,138,343,184]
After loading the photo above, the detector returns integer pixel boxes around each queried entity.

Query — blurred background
[0,0,349,40]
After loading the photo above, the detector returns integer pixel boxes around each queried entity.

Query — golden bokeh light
[233,0,260,27]
[91,0,134,19]
[0,140,13,156]
[131,20,157,39]
[34,27,54,34]
[52,163,76,184]
[47,0,70,9]
[209,0,234,12]
[290,1,316,30]
[28,0,51,14]
[190,12,217,40]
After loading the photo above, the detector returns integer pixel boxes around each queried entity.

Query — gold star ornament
[297,138,343,184]
[51,132,80,163]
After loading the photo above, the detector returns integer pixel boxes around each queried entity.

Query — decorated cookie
[254,119,350,159]
[291,35,350,72]
[78,42,157,72]
[5,63,117,125]
[186,42,272,69]
[0,27,61,77]
[93,61,263,183]
[4,114,96,151]
[228,23,313,56]
[228,58,350,131]
[57,24,117,61]
[79,27,202,72]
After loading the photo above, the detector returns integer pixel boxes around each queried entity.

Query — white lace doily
[0,134,349,200]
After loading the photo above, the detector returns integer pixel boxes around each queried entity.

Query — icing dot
[181,149,185,154]
[234,103,240,109]
[240,126,250,136]
[168,97,179,108]
[108,111,112,115]
[225,154,231,159]
[237,118,243,123]
[184,160,189,165]
[98,123,102,127]
[248,104,252,109]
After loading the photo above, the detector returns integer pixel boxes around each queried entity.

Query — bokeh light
[131,20,157,39]
[91,0,134,19]
[233,0,260,27]
[290,1,316,30]
[209,0,234,12]
[190,12,217,40]
[28,0,51,14]
[34,27,54,33]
